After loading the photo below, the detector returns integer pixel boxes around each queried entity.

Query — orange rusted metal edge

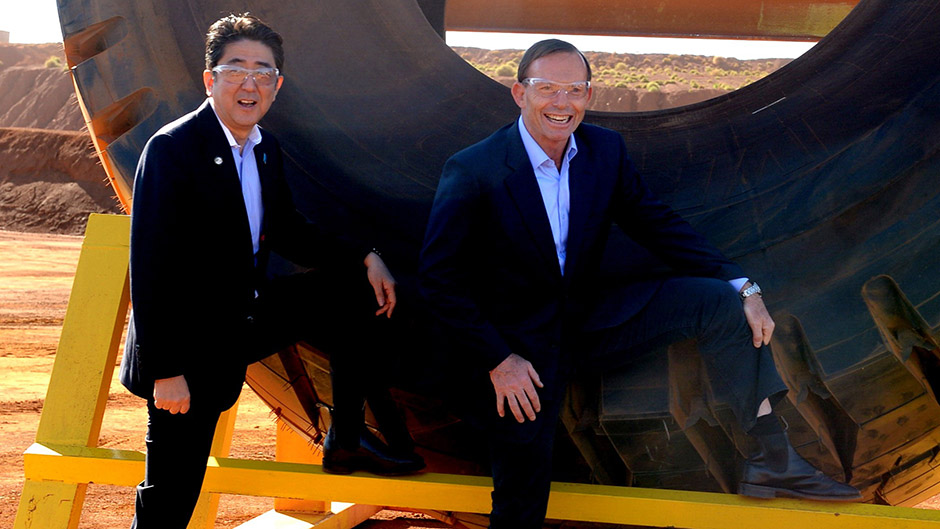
[445,0,859,41]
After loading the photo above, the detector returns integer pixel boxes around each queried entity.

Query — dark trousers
[130,269,393,528]
[131,401,221,529]
[486,277,787,529]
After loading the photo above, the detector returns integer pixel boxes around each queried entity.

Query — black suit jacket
[121,100,367,411]
[419,121,744,435]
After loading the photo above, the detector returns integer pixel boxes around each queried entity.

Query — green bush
[495,63,515,77]
[44,56,62,69]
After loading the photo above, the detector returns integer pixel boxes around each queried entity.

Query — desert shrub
[495,63,516,77]
[615,81,629,88]
[44,56,62,68]
[646,81,661,92]
[614,62,628,71]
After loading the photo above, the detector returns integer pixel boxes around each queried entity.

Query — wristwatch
[740,282,762,301]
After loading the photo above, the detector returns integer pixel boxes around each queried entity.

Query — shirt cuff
[729,277,749,293]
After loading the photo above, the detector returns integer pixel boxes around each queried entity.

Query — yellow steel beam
[14,214,131,529]
[24,442,940,529]
[33,213,130,447]
[445,0,859,41]
[13,214,238,529]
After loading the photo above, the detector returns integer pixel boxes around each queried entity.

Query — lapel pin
[214,156,223,165]
[263,152,267,164]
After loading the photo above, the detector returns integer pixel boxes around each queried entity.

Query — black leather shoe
[322,427,425,476]
[739,438,861,501]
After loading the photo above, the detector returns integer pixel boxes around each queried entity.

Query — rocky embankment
[0,43,120,234]
[0,127,120,233]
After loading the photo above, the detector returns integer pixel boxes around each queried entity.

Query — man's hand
[490,353,544,423]
[153,375,191,414]
[364,251,397,318]
[741,286,775,347]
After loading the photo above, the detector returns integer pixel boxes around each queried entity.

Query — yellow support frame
[15,213,940,528]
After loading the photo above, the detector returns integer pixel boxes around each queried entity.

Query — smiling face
[511,51,592,164]
[203,38,283,144]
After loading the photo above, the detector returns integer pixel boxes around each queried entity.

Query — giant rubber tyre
[59,0,940,508]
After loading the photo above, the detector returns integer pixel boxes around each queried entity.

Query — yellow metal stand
[15,213,940,529]
[235,421,383,528]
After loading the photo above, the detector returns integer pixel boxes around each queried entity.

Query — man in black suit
[419,39,860,529]
[121,13,421,529]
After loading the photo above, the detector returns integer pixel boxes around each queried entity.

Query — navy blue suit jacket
[419,121,744,434]
[121,100,367,411]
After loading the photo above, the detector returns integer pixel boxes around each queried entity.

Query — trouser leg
[583,277,786,431]
[255,269,407,448]
[487,409,559,529]
[131,401,221,529]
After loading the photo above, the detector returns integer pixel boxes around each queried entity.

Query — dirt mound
[0,43,64,71]
[0,128,122,234]
[0,66,85,130]
[0,43,82,130]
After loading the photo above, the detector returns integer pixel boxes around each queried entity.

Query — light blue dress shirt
[515,116,747,291]
[209,98,264,257]
[517,116,575,274]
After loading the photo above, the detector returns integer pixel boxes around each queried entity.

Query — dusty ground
[0,229,449,528]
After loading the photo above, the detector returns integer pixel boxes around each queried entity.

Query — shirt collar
[207,97,263,149]
[517,115,577,171]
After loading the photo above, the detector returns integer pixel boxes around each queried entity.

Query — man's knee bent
[661,277,750,339]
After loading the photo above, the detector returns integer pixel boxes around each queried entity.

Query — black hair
[516,39,591,82]
[205,13,284,72]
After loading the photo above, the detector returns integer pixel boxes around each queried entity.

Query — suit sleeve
[128,133,198,380]
[419,156,515,371]
[610,137,745,281]
[261,140,372,270]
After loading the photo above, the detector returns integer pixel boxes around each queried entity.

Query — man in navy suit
[419,39,860,529]
[121,13,421,529]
